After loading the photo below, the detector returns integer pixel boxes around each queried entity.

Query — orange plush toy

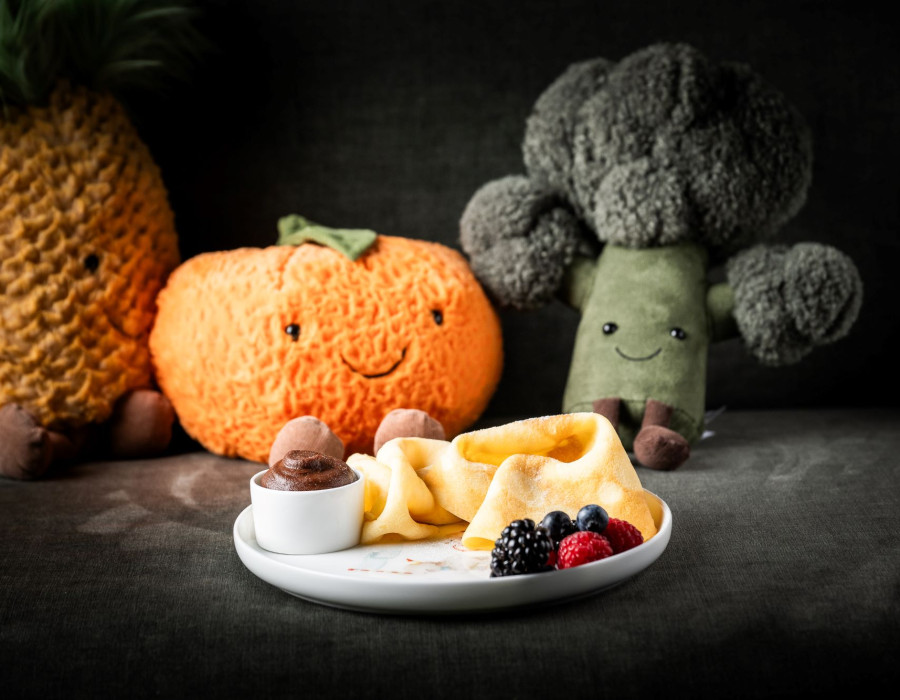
[150,215,503,464]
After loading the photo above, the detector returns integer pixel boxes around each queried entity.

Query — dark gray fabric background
[124,0,898,432]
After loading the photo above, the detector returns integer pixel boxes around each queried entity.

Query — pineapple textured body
[0,83,179,431]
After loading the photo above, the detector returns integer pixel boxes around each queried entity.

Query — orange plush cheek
[425,288,503,437]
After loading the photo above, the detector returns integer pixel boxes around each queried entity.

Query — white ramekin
[249,467,365,555]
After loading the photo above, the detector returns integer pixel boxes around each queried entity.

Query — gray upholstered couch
[3,408,898,697]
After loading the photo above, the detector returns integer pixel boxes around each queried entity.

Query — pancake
[347,413,658,549]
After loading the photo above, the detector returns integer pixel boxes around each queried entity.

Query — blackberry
[490,518,554,577]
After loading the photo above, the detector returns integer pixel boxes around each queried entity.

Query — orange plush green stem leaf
[277,214,377,261]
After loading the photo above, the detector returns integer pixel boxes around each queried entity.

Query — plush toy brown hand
[0,0,199,479]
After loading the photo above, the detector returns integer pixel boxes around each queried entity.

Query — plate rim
[233,489,672,613]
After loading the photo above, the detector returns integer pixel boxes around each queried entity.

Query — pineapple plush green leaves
[0,0,202,109]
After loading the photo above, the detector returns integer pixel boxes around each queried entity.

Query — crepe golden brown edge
[346,413,658,550]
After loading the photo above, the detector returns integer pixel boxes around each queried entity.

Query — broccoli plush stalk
[461,44,862,471]
[564,245,714,447]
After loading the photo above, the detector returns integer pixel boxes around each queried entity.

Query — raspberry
[604,518,644,553]
[556,531,613,569]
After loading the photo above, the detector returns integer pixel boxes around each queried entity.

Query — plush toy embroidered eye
[150,216,503,462]
[83,254,101,273]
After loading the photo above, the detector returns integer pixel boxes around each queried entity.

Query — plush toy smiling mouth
[341,347,408,379]
[615,347,662,362]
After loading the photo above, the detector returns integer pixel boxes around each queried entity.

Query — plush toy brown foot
[592,397,690,470]
[0,404,79,480]
[633,399,691,471]
[0,390,173,479]
[592,398,621,427]
[372,408,446,454]
[106,389,176,459]
[268,409,446,466]
[269,416,346,466]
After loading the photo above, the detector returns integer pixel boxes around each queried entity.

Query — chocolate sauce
[260,450,358,491]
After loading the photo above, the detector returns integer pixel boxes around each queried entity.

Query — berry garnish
[557,531,613,569]
[603,518,644,554]
[490,519,555,577]
[575,504,609,534]
[539,510,577,547]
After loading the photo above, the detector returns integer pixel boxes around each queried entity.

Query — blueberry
[576,504,609,534]
[540,510,576,546]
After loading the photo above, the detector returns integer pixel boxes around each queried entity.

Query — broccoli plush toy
[460,43,863,471]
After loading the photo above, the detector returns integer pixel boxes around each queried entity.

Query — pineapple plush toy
[0,0,198,479]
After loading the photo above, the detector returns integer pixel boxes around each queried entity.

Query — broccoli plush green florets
[523,44,813,257]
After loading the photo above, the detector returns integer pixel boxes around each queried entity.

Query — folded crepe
[346,413,658,550]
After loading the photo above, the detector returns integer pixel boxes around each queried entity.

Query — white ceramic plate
[233,490,671,614]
